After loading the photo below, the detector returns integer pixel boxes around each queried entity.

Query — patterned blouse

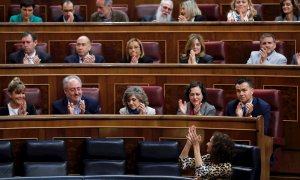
[179,154,232,180]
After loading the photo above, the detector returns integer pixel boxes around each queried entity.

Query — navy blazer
[64,54,105,63]
[52,96,101,114]
[179,54,214,64]
[8,49,52,64]
[0,104,37,115]
[55,14,84,22]
[194,15,207,21]
[226,97,271,135]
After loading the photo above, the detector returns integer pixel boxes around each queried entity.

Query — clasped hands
[18,100,28,116]
[23,55,41,64]
[186,125,203,146]
[67,100,86,114]
[236,102,253,117]
[188,50,197,64]
[83,54,95,64]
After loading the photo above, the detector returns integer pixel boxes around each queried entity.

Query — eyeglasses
[67,87,82,93]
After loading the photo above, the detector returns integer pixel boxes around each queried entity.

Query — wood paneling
[0,115,271,179]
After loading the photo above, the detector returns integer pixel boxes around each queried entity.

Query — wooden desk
[0,115,272,179]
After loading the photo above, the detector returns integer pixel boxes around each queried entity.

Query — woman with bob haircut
[275,0,300,21]
[180,34,213,64]
[177,81,216,116]
[119,86,156,115]
[227,0,262,21]
[179,125,234,179]
[120,38,153,63]
[0,77,36,115]
[178,0,207,22]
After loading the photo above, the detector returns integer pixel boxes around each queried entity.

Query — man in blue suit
[52,75,101,114]
[226,78,271,135]
[64,36,105,63]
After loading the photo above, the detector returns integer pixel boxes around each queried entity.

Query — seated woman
[177,81,216,116]
[9,0,43,22]
[119,86,156,115]
[180,34,213,64]
[179,125,234,179]
[178,0,207,22]
[227,0,262,21]
[120,38,153,64]
[0,77,36,116]
[275,0,300,21]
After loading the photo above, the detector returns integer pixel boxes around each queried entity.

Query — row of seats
[8,40,292,64]
[0,139,261,179]
[3,3,281,21]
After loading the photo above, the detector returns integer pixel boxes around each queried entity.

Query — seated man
[53,75,101,114]
[9,0,43,22]
[226,78,271,135]
[141,0,174,22]
[247,33,287,65]
[8,32,51,64]
[56,0,84,22]
[64,36,105,63]
[90,0,129,22]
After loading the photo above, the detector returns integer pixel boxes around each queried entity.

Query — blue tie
[242,106,247,117]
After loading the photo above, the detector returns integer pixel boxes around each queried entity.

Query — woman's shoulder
[203,101,216,110]
[199,54,213,63]
[179,54,189,64]
[119,107,128,114]
[275,16,283,21]
[140,55,154,63]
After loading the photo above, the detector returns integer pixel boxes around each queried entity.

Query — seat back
[0,141,14,178]
[135,4,159,21]
[204,41,225,64]
[112,5,128,15]
[141,42,161,64]
[140,86,163,115]
[49,5,81,22]
[2,88,43,115]
[24,140,67,177]
[68,43,103,56]
[8,4,41,21]
[251,41,285,56]
[137,141,180,176]
[232,144,261,180]
[206,88,225,116]
[198,4,220,21]
[83,138,126,175]
[13,43,48,54]
[253,89,283,139]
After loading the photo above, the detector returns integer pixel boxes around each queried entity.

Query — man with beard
[142,0,174,22]
[226,78,271,134]
[8,32,51,64]
[247,33,287,64]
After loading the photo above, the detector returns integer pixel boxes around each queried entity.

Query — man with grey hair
[247,33,287,65]
[90,0,129,22]
[52,75,101,114]
[142,0,174,22]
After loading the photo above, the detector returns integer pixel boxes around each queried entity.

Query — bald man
[64,36,105,63]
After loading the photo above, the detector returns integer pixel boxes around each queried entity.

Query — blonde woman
[178,0,207,22]
[227,0,262,21]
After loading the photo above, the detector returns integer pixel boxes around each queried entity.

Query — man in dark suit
[64,36,105,63]
[8,32,51,64]
[53,75,101,114]
[56,0,84,22]
[141,0,174,22]
[226,78,271,135]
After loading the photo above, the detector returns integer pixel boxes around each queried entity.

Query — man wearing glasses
[56,0,84,22]
[141,0,174,22]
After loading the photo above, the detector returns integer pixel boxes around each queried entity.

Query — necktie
[242,106,247,117]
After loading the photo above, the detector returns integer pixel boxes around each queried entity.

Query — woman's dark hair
[210,132,235,163]
[279,0,300,18]
[184,81,207,102]
[20,0,35,9]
